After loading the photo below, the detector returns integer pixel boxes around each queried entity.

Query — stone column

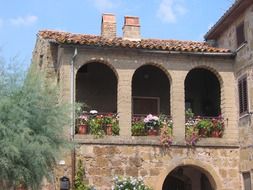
[220,72,238,142]
[171,71,187,143]
[117,69,134,136]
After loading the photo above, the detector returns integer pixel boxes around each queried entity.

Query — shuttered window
[236,22,245,47]
[238,75,248,115]
[243,172,251,190]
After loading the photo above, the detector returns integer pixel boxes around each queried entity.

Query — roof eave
[204,0,252,40]
[57,43,235,58]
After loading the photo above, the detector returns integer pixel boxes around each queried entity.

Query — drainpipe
[70,48,78,141]
[70,48,77,189]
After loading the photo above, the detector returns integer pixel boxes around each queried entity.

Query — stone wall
[215,3,253,188]
[75,140,240,190]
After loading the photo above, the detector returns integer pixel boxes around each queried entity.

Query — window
[236,22,245,47]
[133,96,160,115]
[238,75,248,115]
[243,172,251,190]
[39,54,43,68]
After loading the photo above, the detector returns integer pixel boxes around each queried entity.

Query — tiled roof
[39,30,231,53]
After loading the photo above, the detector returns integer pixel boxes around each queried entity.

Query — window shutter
[238,76,248,115]
[236,22,245,47]
[239,80,244,113]
[243,78,248,113]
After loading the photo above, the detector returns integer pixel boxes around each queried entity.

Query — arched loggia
[185,68,221,117]
[76,62,117,113]
[132,64,171,116]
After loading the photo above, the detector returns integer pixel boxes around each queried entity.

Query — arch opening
[185,68,221,117]
[162,166,214,190]
[132,64,171,116]
[76,62,117,113]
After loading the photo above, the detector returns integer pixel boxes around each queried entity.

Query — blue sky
[0,0,234,68]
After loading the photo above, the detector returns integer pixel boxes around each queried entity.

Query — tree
[0,59,71,189]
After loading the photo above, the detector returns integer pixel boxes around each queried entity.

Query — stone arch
[131,63,171,116]
[133,62,172,84]
[76,60,118,113]
[186,65,223,88]
[76,59,119,80]
[184,65,223,117]
[155,159,222,190]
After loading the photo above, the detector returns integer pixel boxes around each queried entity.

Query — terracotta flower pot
[211,130,221,138]
[78,124,88,134]
[147,129,158,136]
[106,124,113,135]
[198,128,207,137]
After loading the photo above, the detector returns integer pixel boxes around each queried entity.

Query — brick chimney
[101,13,116,39]
[122,16,141,41]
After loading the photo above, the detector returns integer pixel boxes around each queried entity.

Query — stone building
[32,0,253,189]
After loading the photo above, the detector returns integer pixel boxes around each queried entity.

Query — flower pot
[198,128,207,137]
[147,129,158,136]
[211,130,221,138]
[78,124,88,134]
[106,124,113,135]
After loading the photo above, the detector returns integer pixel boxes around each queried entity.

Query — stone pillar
[220,72,238,142]
[117,69,134,136]
[171,71,187,143]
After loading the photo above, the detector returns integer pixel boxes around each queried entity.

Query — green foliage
[131,121,146,136]
[112,122,120,136]
[74,160,94,190]
[185,108,194,119]
[88,116,105,138]
[113,176,152,190]
[0,60,71,189]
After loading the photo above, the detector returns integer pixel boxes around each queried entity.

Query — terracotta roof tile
[38,30,231,54]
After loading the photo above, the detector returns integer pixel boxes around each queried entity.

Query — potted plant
[185,109,199,145]
[185,120,199,146]
[159,117,173,147]
[196,118,212,137]
[112,121,120,136]
[211,117,224,137]
[88,114,105,138]
[144,114,160,136]
[103,113,119,136]
[131,121,146,136]
[77,113,89,134]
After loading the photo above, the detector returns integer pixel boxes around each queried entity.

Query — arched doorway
[185,68,221,117]
[76,62,117,113]
[132,65,171,116]
[163,166,213,190]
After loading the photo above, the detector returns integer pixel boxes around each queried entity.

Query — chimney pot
[101,13,116,39]
[124,16,140,26]
[123,16,141,41]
